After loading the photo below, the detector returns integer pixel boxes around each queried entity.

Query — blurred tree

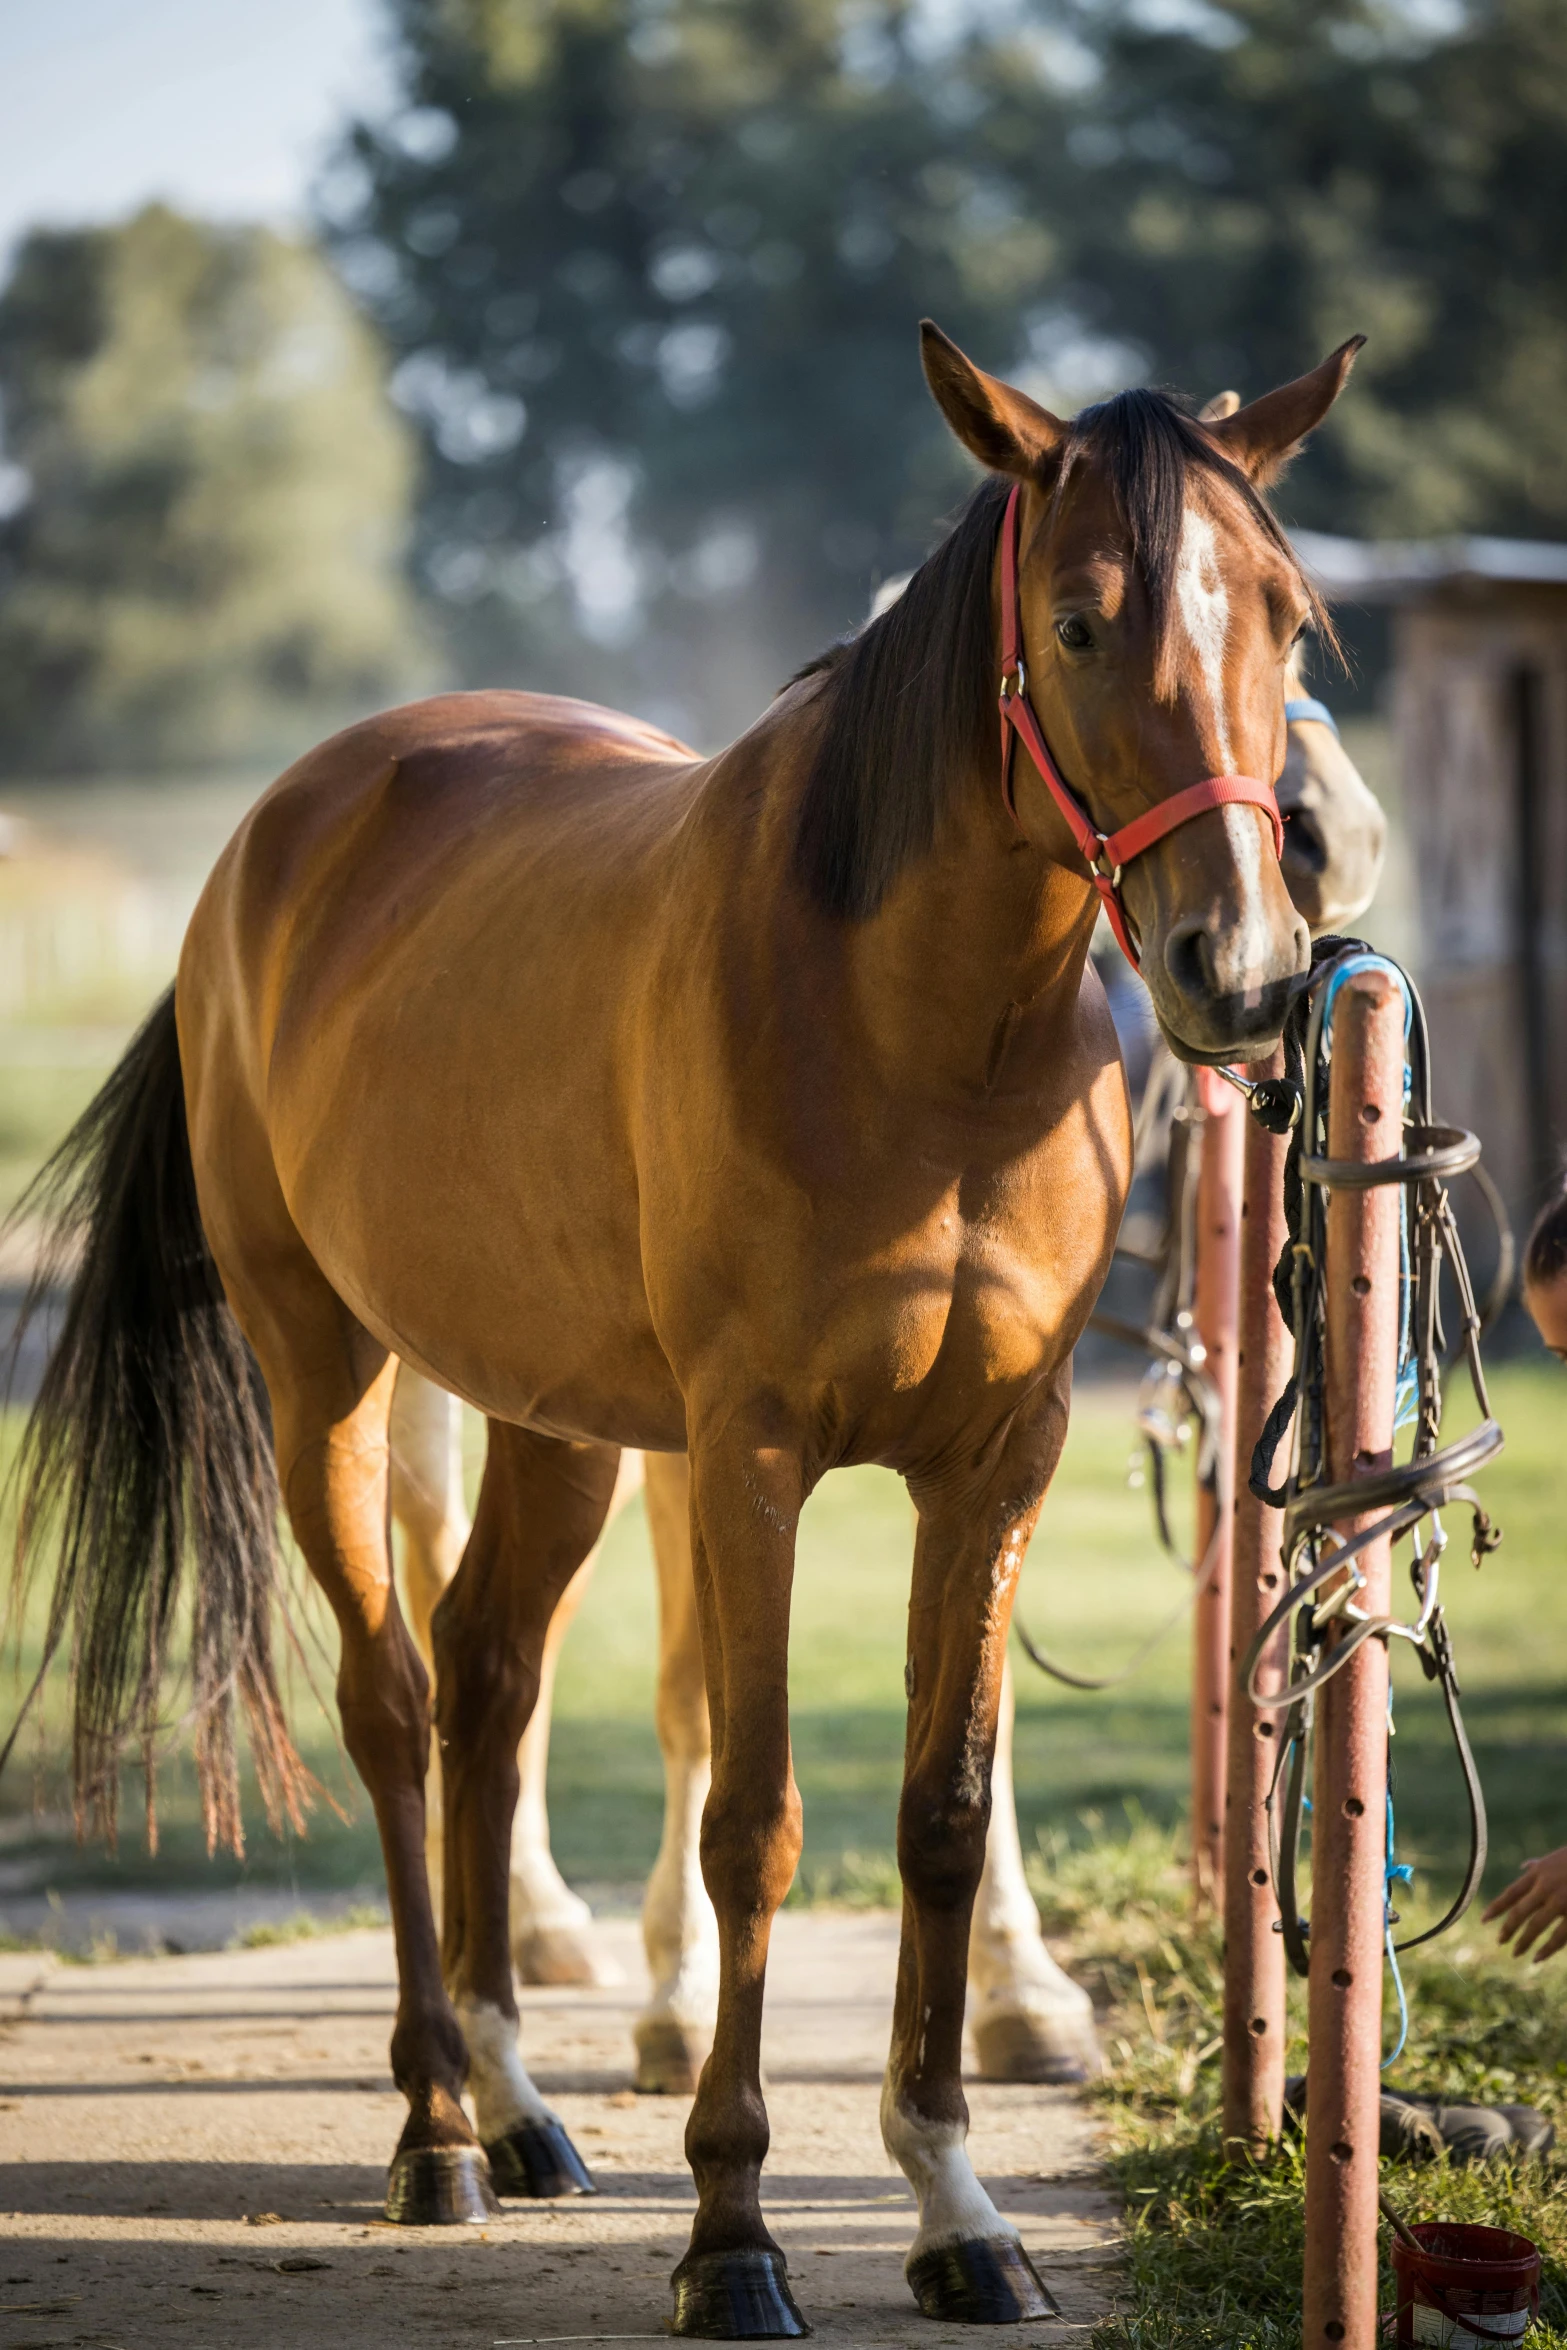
[1002,0,1567,542]
[332,0,1566,742]
[0,205,431,775]
[323,0,1082,741]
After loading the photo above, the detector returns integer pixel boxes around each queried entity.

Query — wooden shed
[1294,530,1567,1250]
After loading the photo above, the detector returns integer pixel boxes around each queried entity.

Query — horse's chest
[825,1137,1120,1428]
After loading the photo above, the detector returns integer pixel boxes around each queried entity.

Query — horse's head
[1276,648,1387,933]
[920,325,1365,1060]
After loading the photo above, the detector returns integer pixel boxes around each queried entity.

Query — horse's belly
[300,1181,687,1447]
[385,1314,687,1451]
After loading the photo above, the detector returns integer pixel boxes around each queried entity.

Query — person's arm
[1482,1848,1567,1961]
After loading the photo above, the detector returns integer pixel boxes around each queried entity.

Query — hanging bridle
[996,481,1285,970]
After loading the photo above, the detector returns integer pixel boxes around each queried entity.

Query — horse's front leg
[887,1424,1066,2325]
[669,1429,808,2341]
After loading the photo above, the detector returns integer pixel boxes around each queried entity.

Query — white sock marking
[969,1657,1094,2029]
[456,1997,553,2142]
[881,2074,1014,2259]
[641,1749,720,2031]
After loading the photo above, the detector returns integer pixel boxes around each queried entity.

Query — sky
[0,0,398,267]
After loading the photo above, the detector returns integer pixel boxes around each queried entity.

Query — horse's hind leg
[389,1366,469,1936]
[235,1294,494,2225]
[506,1449,644,1989]
[636,1450,720,2094]
[390,1370,620,1986]
[966,1654,1100,2083]
[433,1421,619,2199]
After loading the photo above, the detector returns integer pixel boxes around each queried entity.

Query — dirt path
[0,1913,1120,2347]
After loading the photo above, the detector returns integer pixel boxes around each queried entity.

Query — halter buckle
[999,657,1026,702]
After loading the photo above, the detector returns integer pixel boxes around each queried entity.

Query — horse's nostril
[1164,919,1216,1002]
[1283,808,1328,876]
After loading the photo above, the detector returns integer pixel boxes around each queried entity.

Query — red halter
[996,482,1284,971]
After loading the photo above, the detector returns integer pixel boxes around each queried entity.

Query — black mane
[793,389,1331,921]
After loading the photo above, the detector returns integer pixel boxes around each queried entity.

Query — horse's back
[215,689,695,941]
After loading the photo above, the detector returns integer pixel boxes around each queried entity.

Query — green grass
[234,1901,389,1948]
[1029,1813,1567,2348]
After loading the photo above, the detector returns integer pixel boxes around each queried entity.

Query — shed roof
[1291,530,1567,601]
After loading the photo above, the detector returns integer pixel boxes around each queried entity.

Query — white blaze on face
[1174,503,1234,774]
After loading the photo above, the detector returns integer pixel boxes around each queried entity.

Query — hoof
[635,2016,711,2096]
[512,1924,623,1988]
[670,2247,810,2339]
[907,2237,1059,2324]
[385,2143,500,2225]
[483,2117,597,2198]
[971,2008,1102,2086]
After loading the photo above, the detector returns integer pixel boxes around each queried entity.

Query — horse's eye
[1056,615,1094,652]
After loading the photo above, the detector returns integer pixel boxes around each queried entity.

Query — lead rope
[1241,938,1504,1973]
[1011,1049,1231,1692]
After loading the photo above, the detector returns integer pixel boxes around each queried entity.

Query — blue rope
[1285,695,1340,738]
[1384,1693,1414,2070]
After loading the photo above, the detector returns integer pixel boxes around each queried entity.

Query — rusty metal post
[1190,1071,1243,1912]
[1221,1048,1291,2155]
[1302,970,1404,2350]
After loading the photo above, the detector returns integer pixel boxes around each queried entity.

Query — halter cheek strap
[996,482,1285,972]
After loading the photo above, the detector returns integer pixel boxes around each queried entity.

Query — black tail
[2,986,309,1855]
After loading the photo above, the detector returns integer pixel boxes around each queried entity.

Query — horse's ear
[920,320,1065,478]
[1208,337,1366,484]
[1198,390,1241,422]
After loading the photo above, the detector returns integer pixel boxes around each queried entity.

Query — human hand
[1482,1846,1567,1961]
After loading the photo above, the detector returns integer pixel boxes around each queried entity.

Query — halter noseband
[996,481,1285,971]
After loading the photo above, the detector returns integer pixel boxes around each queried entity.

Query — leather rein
[996,480,1285,971]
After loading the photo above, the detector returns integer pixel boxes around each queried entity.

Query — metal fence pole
[1221,1050,1292,2154]
[1302,969,1404,2350]
[1191,1072,1243,1912]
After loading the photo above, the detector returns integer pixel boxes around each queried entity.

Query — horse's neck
[826,760,1100,1096]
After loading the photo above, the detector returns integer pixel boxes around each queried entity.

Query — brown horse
[11,324,1357,2333]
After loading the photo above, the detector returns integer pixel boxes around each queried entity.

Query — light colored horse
[386,632,1387,2097]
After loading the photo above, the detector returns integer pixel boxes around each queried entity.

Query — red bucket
[1393,2222,1540,2347]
